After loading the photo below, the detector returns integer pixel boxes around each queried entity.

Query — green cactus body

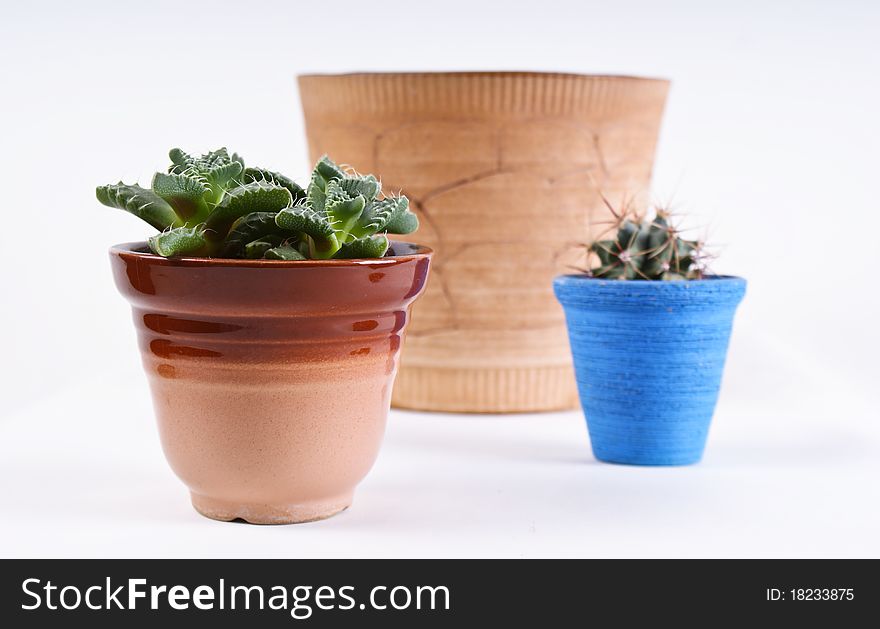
[98,150,419,260]
[589,210,703,280]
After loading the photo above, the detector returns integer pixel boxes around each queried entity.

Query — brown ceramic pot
[110,241,431,524]
[298,72,669,413]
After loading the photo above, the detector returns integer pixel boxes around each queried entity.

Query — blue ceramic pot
[553,275,746,465]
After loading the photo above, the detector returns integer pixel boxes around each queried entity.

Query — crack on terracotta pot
[420,167,510,203]
[404,196,460,329]
[544,164,601,185]
[406,261,461,336]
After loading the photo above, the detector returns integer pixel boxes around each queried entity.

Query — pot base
[592,449,704,467]
[190,492,353,525]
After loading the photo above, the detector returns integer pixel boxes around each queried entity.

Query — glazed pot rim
[298,71,670,84]
[110,241,432,267]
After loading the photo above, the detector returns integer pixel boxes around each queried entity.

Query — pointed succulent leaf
[244,236,284,259]
[221,211,287,257]
[339,175,381,203]
[96,182,182,230]
[313,155,345,186]
[193,147,232,170]
[275,205,339,257]
[202,161,244,205]
[383,207,419,234]
[241,167,306,205]
[352,196,417,237]
[264,244,308,261]
[351,200,394,238]
[168,148,195,174]
[168,147,244,180]
[333,235,389,259]
[151,172,211,223]
[324,180,366,235]
[148,226,208,257]
[204,181,292,242]
[306,173,327,214]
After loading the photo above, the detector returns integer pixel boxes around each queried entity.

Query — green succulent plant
[588,203,704,280]
[97,149,418,259]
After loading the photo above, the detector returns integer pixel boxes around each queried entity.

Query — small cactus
[587,200,704,280]
[97,150,418,259]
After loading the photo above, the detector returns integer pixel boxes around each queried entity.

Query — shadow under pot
[553,275,746,466]
[110,241,432,524]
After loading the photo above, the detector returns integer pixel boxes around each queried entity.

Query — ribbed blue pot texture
[553,275,746,465]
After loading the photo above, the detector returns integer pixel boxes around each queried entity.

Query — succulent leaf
[314,155,345,185]
[151,172,211,223]
[339,175,381,202]
[168,148,195,174]
[96,182,182,230]
[204,181,292,242]
[324,180,367,237]
[202,161,244,205]
[275,205,339,258]
[244,236,284,259]
[221,211,287,257]
[333,235,389,259]
[241,167,306,205]
[383,208,419,234]
[264,244,308,261]
[306,174,327,214]
[148,226,208,257]
[352,196,418,237]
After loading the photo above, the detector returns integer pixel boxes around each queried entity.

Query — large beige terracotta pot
[298,72,669,413]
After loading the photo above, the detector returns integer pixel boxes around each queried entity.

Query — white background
[1,0,878,558]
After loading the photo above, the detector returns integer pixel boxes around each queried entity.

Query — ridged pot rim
[298,71,670,84]
[110,241,433,268]
[554,274,745,288]
[553,274,747,308]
